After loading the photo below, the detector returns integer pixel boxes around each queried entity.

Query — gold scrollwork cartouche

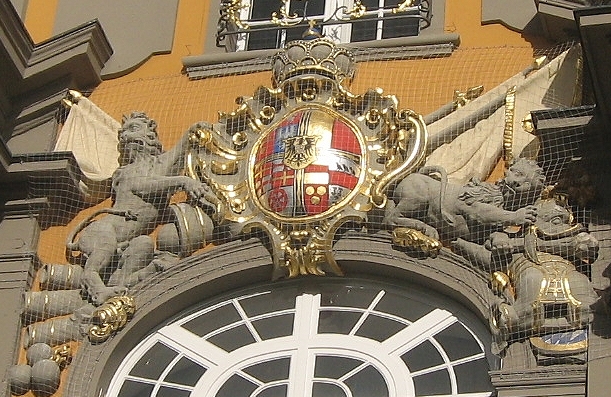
[187,37,427,279]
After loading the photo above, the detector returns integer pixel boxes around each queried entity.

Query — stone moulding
[183,33,459,80]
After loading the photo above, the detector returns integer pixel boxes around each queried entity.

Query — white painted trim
[107,288,491,397]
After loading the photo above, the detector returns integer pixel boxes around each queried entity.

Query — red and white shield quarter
[251,107,364,220]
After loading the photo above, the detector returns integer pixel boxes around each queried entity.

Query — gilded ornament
[271,0,300,26]
[344,0,366,19]
[452,85,484,109]
[259,106,276,124]
[52,344,72,370]
[392,227,441,258]
[521,112,534,133]
[88,296,136,343]
[393,0,416,13]
[187,37,427,279]
[220,0,249,29]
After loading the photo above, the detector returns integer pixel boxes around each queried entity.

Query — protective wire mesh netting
[15,41,611,396]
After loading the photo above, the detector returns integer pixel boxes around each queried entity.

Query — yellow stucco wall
[23,0,58,43]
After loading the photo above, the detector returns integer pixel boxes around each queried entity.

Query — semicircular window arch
[107,279,495,397]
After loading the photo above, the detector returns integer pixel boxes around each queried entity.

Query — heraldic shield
[185,37,427,279]
[252,106,364,220]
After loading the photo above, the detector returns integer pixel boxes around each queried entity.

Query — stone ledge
[183,33,460,80]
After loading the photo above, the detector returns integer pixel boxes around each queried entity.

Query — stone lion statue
[383,158,546,244]
[67,112,212,305]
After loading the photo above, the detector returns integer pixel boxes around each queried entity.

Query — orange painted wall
[445,0,533,48]
[23,0,58,43]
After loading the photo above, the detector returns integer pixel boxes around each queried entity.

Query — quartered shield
[251,106,364,220]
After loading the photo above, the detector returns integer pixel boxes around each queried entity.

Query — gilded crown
[271,37,356,88]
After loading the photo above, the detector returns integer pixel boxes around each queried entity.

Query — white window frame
[106,287,493,397]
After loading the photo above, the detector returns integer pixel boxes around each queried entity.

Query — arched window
[107,279,495,397]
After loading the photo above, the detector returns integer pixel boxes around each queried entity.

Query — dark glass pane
[314,356,362,379]
[164,356,207,387]
[308,0,325,15]
[360,0,378,7]
[243,357,290,382]
[253,314,294,340]
[258,384,288,397]
[287,0,324,16]
[382,15,419,39]
[248,30,282,50]
[216,374,258,397]
[382,0,420,38]
[350,19,378,42]
[413,369,451,396]
[344,365,389,397]
[435,322,482,361]
[400,340,444,371]
[454,358,493,393]
[318,310,361,334]
[354,314,405,342]
[239,291,294,317]
[251,0,279,20]
[285,26,305,43]
[312,382,346,397]
[129,342,177,379]
[374,294,431,322]
[117,380,154,397]
[320,285,379,308]
[182,303,241,337]
[157,386,191,397]
[207,324,256,352]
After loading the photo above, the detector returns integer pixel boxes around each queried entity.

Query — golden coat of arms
[187,37,427,279]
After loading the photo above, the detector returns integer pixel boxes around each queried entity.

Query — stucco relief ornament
[187,36,427,279]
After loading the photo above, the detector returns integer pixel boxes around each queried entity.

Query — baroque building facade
[2,1,611,396]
